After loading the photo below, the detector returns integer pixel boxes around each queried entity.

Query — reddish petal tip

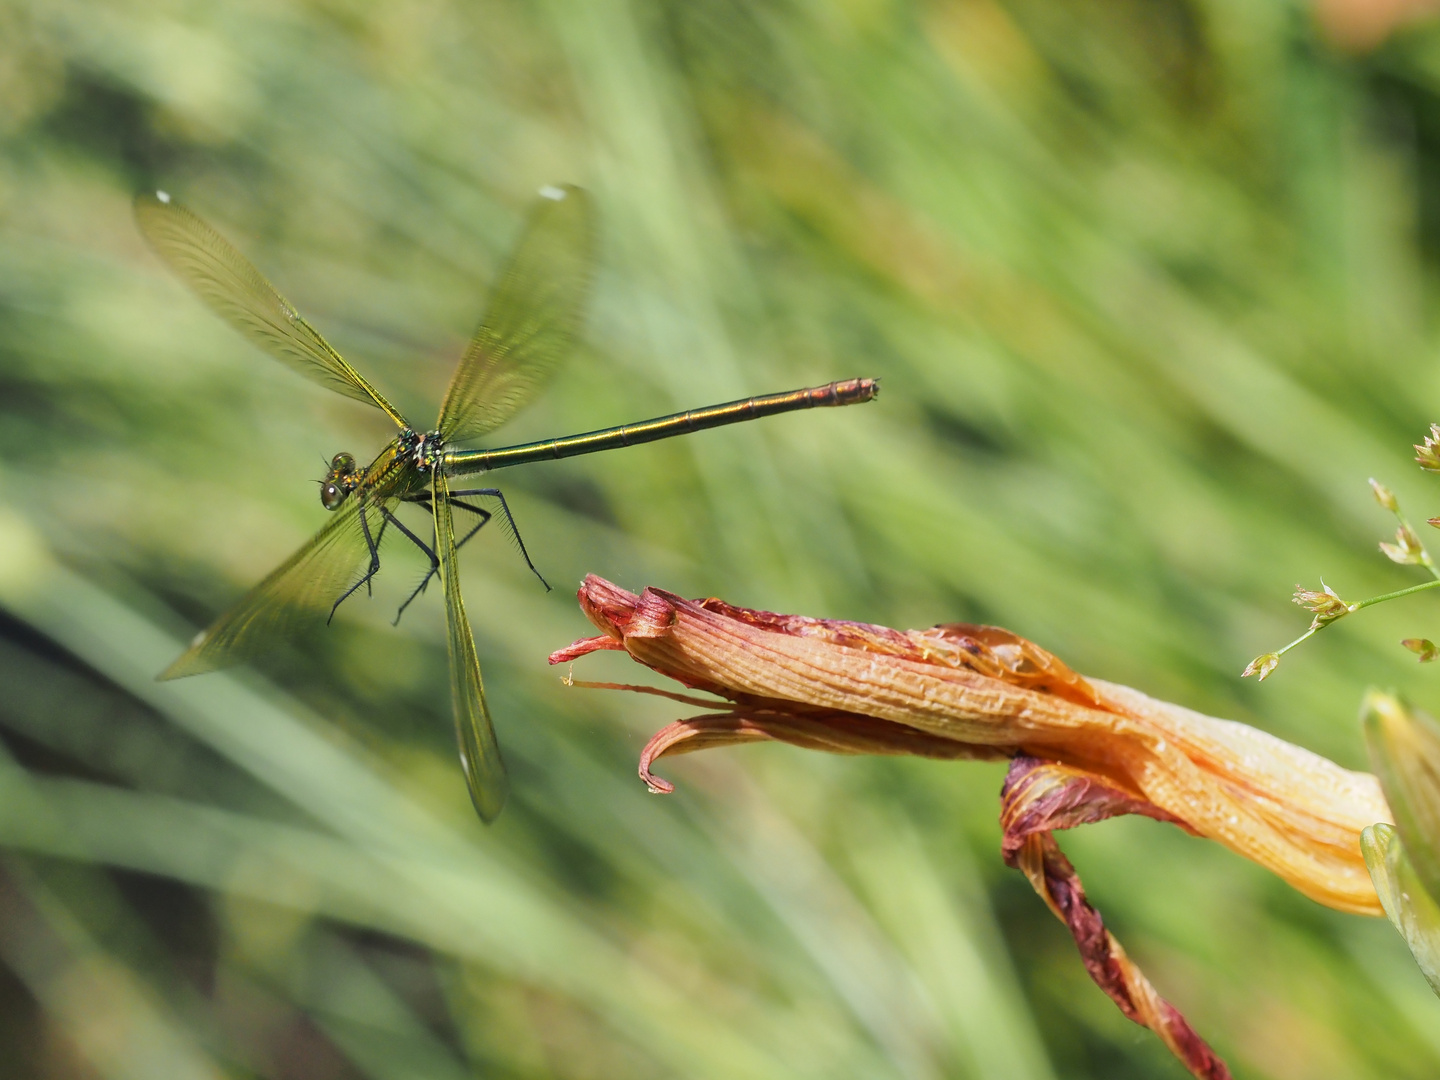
[548,635,625,665]
[641,772,676,795]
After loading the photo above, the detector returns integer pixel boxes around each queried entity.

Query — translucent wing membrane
[436,185,596,442]
[134,192,408,428]
[433,471,509,821]
[159,494,392,679]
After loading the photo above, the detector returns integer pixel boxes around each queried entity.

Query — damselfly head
[320,451,360,511]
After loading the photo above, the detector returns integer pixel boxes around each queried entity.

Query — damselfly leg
[448,488,549,593]
[329,495,383,623]
[391,488,547,624]
[391,492,515,625]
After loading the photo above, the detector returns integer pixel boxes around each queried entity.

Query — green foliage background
[3,0,1440,1075]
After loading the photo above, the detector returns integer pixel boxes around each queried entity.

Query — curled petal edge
[638,709,1007,793]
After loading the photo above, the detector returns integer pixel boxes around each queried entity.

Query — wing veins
[433,471,509,821]
[436,186,596,442]
[135,193,407,428]
[160,495,391,679]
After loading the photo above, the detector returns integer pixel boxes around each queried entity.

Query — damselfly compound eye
[320,482,347,510]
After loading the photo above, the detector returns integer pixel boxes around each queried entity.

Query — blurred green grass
[4,0,1440,1075]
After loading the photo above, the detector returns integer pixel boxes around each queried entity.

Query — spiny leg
[365,515,391,599]
[379,505,448,625]
[394,495,492,623]
[329,495,383,623]
[447,487,550,592]
[408,494,493,549]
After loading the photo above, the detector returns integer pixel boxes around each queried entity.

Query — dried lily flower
[552,576,1394,1080]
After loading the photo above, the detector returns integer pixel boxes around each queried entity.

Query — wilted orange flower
[551,576,1394,1080]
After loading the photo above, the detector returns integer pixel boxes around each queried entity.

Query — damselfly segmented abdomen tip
[848,376,880,398]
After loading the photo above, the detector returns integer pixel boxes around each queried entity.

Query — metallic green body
[443,378,878,476]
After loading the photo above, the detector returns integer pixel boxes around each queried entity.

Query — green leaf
[1362,824,1440,998]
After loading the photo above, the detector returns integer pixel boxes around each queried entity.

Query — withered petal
[1006,827,1232,1080]
[556,576,1390,917]
[549,634,626,664]
[638,709,1007,793]
[999,756,1191,864]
